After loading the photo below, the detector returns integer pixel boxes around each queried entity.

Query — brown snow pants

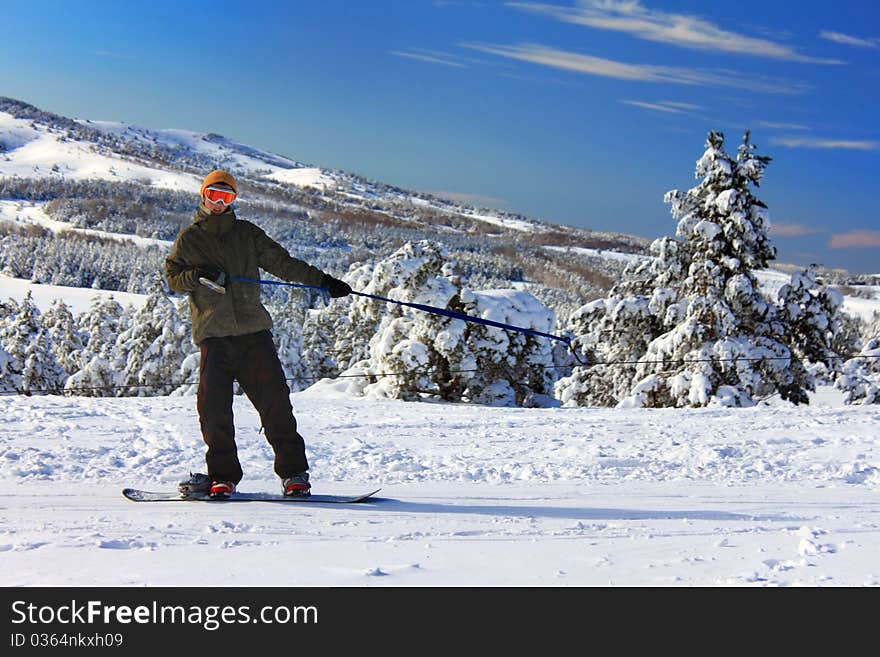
[197,330,308,484]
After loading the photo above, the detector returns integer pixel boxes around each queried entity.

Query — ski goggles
[203,186,237,205]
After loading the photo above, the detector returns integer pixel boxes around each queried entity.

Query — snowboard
[122,487,381,504]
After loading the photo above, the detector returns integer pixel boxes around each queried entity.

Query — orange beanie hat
[200,169,238,196]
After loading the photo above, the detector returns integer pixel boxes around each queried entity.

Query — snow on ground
[80,120,306,176]
[754,268,792,298]
[755,269,880,321]
[545,245,650,265]
[0,112,200,192]
[1,110,332,195]
[261,167,336,191]
[0,200,173,249]
[461,210,538,233]
[0,274,148,315]
[841,292,880,323]
[0,387,877,586]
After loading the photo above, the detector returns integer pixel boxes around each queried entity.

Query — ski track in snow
[0,390,878,586]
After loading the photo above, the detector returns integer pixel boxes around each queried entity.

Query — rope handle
[227,275,590,363]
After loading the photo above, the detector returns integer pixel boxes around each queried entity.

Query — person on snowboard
[165,169,351,499]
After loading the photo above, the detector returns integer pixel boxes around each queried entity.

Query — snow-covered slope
[0,111,200,192]
[0,200,173,249]
[0,389,877,586]
[0,274,147,315]
[0,109,340,194]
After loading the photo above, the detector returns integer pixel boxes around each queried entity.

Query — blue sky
[2,0,878,273]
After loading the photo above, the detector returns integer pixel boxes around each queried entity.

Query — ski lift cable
[1,353,877,397]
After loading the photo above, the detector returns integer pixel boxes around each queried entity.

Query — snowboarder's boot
[282,472,311,497]
[209,480,236,499]
[178,472,210,498]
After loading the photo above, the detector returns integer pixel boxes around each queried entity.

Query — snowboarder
[165,169,351,498]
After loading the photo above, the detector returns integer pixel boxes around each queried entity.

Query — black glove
[321,273,352,298]
[196,267,227,287]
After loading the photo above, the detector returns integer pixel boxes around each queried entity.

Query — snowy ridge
[1,98,647,253]
[0,111,201,192]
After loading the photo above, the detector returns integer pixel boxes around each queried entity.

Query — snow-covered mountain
[0,96,644,249]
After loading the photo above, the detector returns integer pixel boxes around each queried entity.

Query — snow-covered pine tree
[41,298,85,378]
[267,290,313,392]
[302,252,420,383]
[836,312,880,404]
[557,131,815,408]
[0,298,19,392]
[300,304,345,383]
[837,341,880,404]
[170,297,199,396]
[457,288,558,406]
[0,341,11,393]
[309,241,558,406]
[22,326,66,394]
[348,242,463,401]
[75,294,126,368]
[115,274,193,396]
[66,294,128,396]
[0,291,64,393]
[777,264,843,382]
[65,340,121,396]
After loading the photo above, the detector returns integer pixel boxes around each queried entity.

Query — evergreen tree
[268,291,315,392]
[308,241,558,406]
[300,304,344,383]
[457,289,558,406]
[41,298,85,377]
[21,327,65,393]
[836,339,880,404]
[0,300,20,394]
[557,131,826,408]
[115,274,193,396]
[0,340,14,393]
[66,294,128,396]
[170,297,199,395]
[836,312,880,404]
[777,265,844,383]
[0,291,63,393]
[76,294,126,368]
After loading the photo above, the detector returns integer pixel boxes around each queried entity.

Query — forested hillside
[1,98,877,406]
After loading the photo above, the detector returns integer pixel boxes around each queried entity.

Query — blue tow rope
[229,275,585,362]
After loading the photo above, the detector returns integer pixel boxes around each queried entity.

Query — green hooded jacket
[165,205,326,345]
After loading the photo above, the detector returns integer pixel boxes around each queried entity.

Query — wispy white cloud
[461,42,810,94]
[756,120,811,131]
[770,222,823,237]
[620,99,701,113]
[820,30,879,48]
[508,1,843,64]
[830,230,880,248]
[389,49,467,67]
[771,136,879,150]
